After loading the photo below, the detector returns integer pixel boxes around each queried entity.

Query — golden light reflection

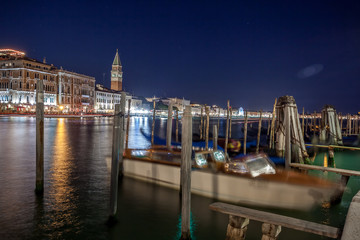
[48,119,79,231]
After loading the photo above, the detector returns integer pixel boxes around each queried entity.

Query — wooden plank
[305,144,360,151]
[290,163,360,176]
[209,202,340,238]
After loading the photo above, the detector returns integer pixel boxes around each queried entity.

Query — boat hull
[123,158,338,210]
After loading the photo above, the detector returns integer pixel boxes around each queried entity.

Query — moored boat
[123,148,341,211]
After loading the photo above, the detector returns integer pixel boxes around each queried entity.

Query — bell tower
[111,49,123,91]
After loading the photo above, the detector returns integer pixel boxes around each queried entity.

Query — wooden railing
[209,202,341,240]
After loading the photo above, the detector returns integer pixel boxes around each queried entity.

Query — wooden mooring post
[125,99,131,149]
[180,105,192,240]
[35,79,44,194]
[213,125,218,151]
[269,98,277,150]
[217,107,220,135]
[109,93,126,222]
[225,100,230,159]
[229,106,232,138]
[167,102,173,150]
[243,111,248,155]
[199,107,203,140]
[176,110,179,142]
[151,100,156,145]
[205,106,210,150]
[256,110,262,154]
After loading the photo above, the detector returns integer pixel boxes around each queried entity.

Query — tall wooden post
[180,106,192,240]
[213,125,218,151]
[243,111,248,155]
[217,107,220,135]
[302,107,305,137]
[109,104,121,219]
[284,105,291,169]
[176,110,179,143]
[256,110,262,154]
[224,100,230,160]
[151,100,156,145]
[167,102,173,150]
[229,106,232,138]
[200,107,203,140]
[205,106,210,150]
[35,79,44,194]
[125,99,131,149]
[269,98,277,149]
[118,93,126,177]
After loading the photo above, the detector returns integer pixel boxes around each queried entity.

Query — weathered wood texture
[261,223,281,240]
[209,202,340,239]
[226,215,249,240]
[180,106,192,240]
[36,79,44,194]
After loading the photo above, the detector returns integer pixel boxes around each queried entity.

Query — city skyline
[1,1,360,113]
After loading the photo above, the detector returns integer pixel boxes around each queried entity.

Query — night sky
[1,1,360,113]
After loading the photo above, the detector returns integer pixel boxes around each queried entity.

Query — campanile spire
[111,49,123,91]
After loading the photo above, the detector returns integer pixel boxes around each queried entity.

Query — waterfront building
[95,84,133,113]
[0,49,96,113]
[0,49,57,112]
[57,68,95,113]
[110,49,123,91]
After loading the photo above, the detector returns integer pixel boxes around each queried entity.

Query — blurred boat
[123,148,341,210]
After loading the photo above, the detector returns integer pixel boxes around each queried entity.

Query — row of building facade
[0,49,142,113]
[0,48,249,116]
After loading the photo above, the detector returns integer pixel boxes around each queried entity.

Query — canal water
[0,116,359,239]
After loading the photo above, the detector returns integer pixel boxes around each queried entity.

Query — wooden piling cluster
[320,105,343,145]
[35,79,44,194]
[275,96,308,167]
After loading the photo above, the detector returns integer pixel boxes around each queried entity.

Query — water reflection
[46,118,80,236]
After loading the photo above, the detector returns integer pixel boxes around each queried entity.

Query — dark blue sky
[2,0,360,113]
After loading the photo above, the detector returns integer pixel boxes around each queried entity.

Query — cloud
[297,64,324,79]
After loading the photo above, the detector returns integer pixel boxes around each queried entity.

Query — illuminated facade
[57,68,95,113]
[95,84,141,113]
[0,49,95,112]
[0,49,57,111]
[110,49,123,91]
